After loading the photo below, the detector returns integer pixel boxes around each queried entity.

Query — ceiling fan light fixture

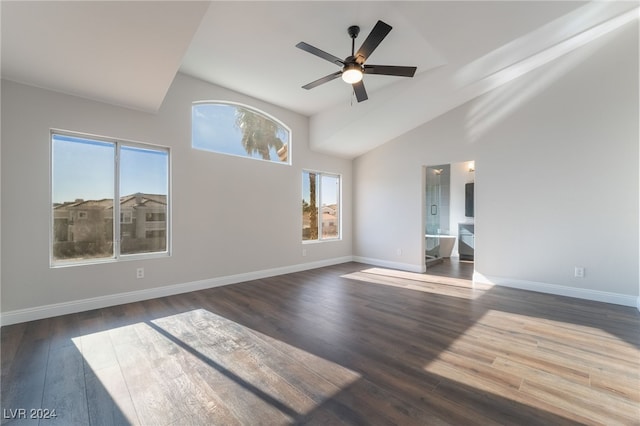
[342,64,363,84]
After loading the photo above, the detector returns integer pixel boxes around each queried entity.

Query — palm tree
[234,107,286,161]
[308,172,318,239]
[302,173,318,240]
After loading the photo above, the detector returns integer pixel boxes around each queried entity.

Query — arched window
[192,101,291,164]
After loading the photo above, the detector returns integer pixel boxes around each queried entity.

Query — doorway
[423,160,475,279]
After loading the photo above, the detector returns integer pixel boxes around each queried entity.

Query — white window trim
[302,169,342,243]
[50,129,172,267]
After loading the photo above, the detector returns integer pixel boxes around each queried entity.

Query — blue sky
[52,134,168,204]
[192,104,246,157]
[302,172,339,206]
[53,107,317,205]
[192,103,288,162]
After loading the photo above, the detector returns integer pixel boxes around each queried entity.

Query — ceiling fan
[296,20,417,102]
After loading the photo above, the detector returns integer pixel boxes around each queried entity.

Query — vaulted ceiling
[2,1,637,158]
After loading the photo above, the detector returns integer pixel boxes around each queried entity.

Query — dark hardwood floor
[424,257,474,280]
[2,262,639,425]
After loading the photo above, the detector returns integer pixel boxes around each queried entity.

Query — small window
[51,132,170,265]
[120,211,133,224]
[192,101,290,164]
[302,171,341,241]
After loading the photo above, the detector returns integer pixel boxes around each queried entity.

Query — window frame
[302,170,342,243]
[191,100,292,165]
[50,129,171,267]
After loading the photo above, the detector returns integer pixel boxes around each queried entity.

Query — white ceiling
[2,1,637,158]
[0,1,209,112]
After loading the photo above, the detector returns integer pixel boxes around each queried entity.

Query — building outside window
[51,132,170,265]
[302,171,340,241]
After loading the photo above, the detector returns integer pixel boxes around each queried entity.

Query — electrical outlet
[396,248,402,256]
[302,248,307,257]
[136,267,144,279]
[574,266,584,278]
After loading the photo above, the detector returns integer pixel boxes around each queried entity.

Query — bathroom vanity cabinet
[458,223,475,261]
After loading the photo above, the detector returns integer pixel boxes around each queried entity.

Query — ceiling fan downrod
[348,25,360,57]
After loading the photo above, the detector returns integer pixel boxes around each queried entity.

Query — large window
[302,171,340,241]
[51,132,170,265]
[192,101,290,164]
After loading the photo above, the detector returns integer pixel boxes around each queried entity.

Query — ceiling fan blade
[352,80,368,102]
[302,71,342,90]
[355,20,392,64]
[296,42,344,66]
[364,64,417,77]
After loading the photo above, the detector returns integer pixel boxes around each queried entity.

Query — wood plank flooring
[2,262,639,425]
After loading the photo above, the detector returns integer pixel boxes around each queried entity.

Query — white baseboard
[5,259,636,326]
[473,272,639,308]
[352,256,425,273]
[0,256,353,326]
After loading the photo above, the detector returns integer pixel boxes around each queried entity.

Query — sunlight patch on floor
[73,309,361,424]
[422,308,640,424]
[342,267,489,300]
[72,327,146,424]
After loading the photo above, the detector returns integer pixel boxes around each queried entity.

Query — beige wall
[353,21,639,303]
[2,20,638,322]
[1,73,352,320]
